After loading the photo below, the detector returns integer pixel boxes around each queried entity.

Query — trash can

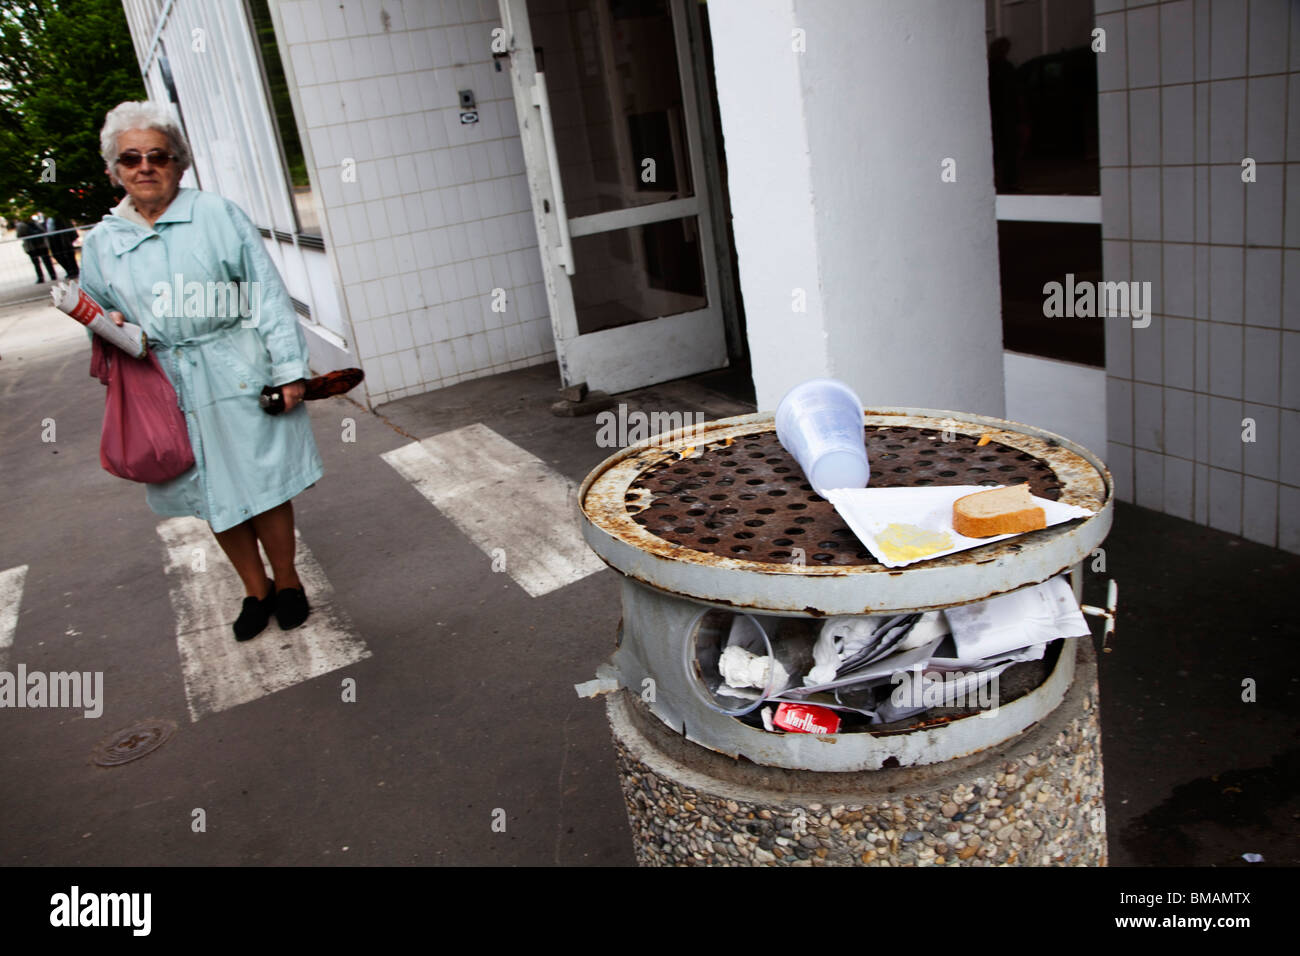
[579,408,1114,866]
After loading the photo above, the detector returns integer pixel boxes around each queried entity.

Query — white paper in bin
[823,485,1096,568]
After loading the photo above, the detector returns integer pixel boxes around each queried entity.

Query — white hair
[100,101,193,184]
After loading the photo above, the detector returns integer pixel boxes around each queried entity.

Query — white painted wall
[707,0,830,407]
[711,0,1006,417]
[1004,351,1107,458]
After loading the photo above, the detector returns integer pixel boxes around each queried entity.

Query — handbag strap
[89,333,112,385]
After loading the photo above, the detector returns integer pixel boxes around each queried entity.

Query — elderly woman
[80,101,324,642]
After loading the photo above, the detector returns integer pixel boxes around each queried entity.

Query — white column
[710,0,1006,417]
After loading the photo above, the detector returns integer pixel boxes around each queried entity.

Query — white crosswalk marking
[382,423,606,597]
[155,518,371,722]
[0,564,28,670]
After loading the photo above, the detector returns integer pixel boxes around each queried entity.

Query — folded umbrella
[260,368,365,414]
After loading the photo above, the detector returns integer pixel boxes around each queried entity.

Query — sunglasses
[115,149,176,168]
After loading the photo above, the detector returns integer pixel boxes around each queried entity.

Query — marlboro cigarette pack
[772,702,841,735]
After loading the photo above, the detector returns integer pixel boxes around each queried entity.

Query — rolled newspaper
[51,280,147,359]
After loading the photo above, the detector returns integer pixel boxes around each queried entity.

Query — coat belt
[150,327,238,351]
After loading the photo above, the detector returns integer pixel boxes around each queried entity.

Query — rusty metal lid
[579,408,1112,616]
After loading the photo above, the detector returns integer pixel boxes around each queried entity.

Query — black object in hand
[258,369,365,415]
[259,386,286,415]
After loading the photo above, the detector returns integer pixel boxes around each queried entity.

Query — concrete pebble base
[607,639,1106,867]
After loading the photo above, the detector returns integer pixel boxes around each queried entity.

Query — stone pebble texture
[608,639,1106,867]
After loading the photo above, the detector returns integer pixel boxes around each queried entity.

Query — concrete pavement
[1,297,1296,867]
[0,298,754,865]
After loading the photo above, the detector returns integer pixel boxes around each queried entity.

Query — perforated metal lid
[579,408,1112,615]
[628,425,1066,566]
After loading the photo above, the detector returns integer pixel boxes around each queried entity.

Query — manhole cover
[91,719,177,767]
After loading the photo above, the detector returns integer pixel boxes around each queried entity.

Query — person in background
[43,212,80,279]
[16,214,58,283]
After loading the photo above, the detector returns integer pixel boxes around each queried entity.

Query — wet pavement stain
[1119,747,1300,866]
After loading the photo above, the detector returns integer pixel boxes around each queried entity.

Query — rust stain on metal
[622,486,654,516]
[582,412,1108,575]
[908,714,962,731]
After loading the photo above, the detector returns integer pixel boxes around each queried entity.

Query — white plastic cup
[683,608,776,716]
[775,378,870,494]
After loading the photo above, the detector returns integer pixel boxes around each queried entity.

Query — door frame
[680,0,745,364]
[499,0,731,394]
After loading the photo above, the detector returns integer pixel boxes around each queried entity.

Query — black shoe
[234,583,276,641]
[274,586,310,630]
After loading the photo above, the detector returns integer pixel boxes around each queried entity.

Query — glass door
[500,0,728,393]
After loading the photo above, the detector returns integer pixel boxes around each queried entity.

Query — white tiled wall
[1099,0,1299,553]
[276,0,555,404]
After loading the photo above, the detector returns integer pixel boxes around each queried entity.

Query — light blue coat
[80,188,324,533]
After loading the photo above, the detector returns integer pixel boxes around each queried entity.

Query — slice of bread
[952,484,1046,538]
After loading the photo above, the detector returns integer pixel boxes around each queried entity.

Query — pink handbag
[90,335,195,483]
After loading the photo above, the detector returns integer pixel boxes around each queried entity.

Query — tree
[0,0,145,224]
